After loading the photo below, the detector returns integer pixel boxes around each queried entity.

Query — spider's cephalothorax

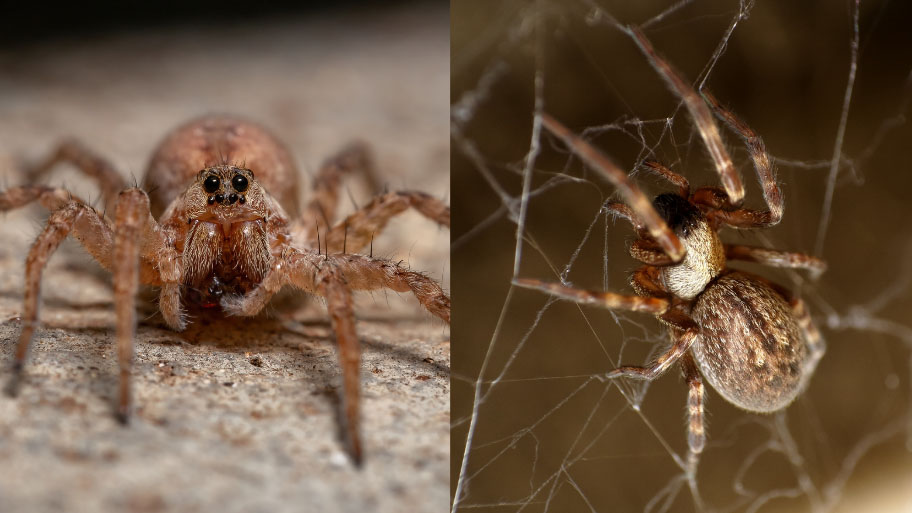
[169,166,282,307]
[651,193,725,300]
[1,114,450,465]
[515,27,825,469]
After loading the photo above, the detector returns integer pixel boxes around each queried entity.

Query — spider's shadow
[3,294,447,463]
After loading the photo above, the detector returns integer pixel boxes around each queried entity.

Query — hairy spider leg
[640,160,690,197]
[321,190,450,255]
[603,310,699,381]
[0,184,176,424]
[220,249,450,464]
[513,278,670,315]
[222,251,451,323]
[725,244,827,279]
[627,26,744,206]
[22,138,127,210]
[701,91,784,228]
[541,113,686,262]
[319,270,363,465]
[299,141,381,241]
[681,352,706,456]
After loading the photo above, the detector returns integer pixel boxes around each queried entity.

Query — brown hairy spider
[516,28,825,468]
[1,115,450,465]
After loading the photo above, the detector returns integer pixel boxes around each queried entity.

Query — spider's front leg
[515,275,697,381]
[2,184,175,423]
[1,186,115,395]
[222,250,451,323]
[110,188,153,421]
[318,269,364,464]
[219,249,449,464]
[5,202,94,395]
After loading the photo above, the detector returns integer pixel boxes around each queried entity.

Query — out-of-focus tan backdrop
[453,0,912,512]
[0,3,450,513]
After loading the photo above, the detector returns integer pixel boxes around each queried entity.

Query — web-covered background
[452,0,912,511]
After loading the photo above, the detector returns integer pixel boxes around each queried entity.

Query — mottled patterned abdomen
[691,272,807,412]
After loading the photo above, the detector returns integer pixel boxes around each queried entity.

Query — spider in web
[516,27,826,468]
[1,115,450,465]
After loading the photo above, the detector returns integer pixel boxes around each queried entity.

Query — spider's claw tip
[219,295,243,316]
[512,278,536,288]
[5,363,23,397]
[115,408,131,426]
[4,379,20,398]
[349,440,364,468]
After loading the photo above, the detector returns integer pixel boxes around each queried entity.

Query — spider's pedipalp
[626,26,744,206]
[541,113,685,262]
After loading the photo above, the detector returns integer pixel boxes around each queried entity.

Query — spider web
[452,1,912,512]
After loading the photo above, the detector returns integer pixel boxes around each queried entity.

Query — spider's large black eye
[232,174,249,192]
[203,175,221,193]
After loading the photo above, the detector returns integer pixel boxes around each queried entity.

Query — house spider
[515,27,826,468]
[1,115,450,465]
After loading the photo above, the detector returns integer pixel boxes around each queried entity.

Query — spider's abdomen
[691,271,807,412]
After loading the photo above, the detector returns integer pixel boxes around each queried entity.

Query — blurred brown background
[453,0,912,512]
[0,2,449,513]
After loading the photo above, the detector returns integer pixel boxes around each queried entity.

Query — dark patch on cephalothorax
[653,193,703,236]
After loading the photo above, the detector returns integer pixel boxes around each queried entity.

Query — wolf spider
[1,115,450,465]
[516,27,825,469]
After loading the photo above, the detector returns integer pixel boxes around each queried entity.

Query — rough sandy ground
[0,5,449,513]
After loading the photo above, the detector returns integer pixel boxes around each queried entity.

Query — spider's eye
[232,174,249,192]
[203,175,221,193]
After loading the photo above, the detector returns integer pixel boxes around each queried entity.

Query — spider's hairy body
[161,163,290,308]
[143,115,300,218]
[2,113,451,465]
[144,117,298,307]
[650,192,810,412]
[518,26,826,471]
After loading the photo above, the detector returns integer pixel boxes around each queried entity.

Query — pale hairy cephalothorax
[515,27,826,474]
[1,115,450,465]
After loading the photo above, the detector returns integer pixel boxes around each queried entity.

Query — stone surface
[0,5,449,513]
